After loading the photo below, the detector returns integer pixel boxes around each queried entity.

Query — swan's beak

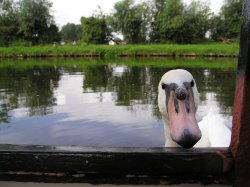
[167,88,201,148]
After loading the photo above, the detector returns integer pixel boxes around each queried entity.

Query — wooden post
[229,0,250,186]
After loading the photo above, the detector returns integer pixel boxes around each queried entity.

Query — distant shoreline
[0,43,239,59]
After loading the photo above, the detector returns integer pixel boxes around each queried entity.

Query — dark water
[0,58,237,147]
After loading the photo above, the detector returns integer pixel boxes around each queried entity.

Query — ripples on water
[0,58,237,147]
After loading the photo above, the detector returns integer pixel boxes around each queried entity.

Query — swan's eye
[190,80,194,87]
[162,83,167,90]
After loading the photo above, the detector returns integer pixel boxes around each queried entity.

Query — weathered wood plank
[0,144,232,184]
[230,0,250,186]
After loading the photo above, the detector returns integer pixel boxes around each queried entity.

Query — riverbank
[0,57,237,69]
[0,43,239,58]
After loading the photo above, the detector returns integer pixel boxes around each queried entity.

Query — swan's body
[158,69,232,148]
[195,108,232,147]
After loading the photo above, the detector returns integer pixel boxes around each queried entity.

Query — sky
[51,0,224,28]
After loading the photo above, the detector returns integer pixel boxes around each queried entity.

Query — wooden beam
[0,144,232,185]
[229,0,250,186]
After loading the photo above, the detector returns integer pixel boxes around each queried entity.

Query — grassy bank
[0,57,237,69]
[0,43,239,58]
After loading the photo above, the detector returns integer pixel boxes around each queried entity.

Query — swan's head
[158,69,201,148]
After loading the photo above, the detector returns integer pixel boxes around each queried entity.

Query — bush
[9,39,32,47]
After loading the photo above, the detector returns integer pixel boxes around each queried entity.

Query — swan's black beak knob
[175,87,187,100]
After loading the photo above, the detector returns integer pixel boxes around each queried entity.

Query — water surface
[0,58,237,147]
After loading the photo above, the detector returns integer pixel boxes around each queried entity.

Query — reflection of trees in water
[83,66,112,93]
[83,65,167,119]
[83,66,236,119]
[189,68,236,115]
[0,63,236,124]
[0,66,60,123]
[0,104,10,123]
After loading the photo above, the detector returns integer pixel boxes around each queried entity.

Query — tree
[17,0,58,44]
[47,24,61,43]
[159,0,184,43]
[149,0,165,42]
[0,0,19,46]
[180,1,211,43]
[210,0,242,41]
[111,0,149,44]
[60,23,82,42]
[150,0,210,43]
[81,16,111,44]
[209,15,226,41]
[221,0,242,39]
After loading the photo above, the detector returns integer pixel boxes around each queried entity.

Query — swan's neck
[162,115,180,147]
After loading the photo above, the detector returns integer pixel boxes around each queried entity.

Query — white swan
[158,69,232,148]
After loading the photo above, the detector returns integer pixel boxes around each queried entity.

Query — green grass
[0,57,237,69]
[0,43,239,58]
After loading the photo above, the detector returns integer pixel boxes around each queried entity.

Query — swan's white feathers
[160,69,193,85]
[196,107,232,147]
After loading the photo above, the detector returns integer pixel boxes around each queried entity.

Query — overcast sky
[51,0,224,28]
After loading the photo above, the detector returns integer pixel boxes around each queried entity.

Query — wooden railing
[0,1,249,186]
[0,145,232,185]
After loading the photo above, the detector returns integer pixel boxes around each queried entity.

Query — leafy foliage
[210,0,242,42]
[111,0,149,43]
[0,0,60,46]
[81,16,112,44]
[60,23,82,42]
[0,0,19,46]
[150,0,210,43]
[110,0,242,44]
[17,0,60,44]
[0,0,243,45]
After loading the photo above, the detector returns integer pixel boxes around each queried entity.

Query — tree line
[0,0,242,46]
[0,0,60,46]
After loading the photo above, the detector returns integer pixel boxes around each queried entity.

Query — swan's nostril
[175,87,187,100]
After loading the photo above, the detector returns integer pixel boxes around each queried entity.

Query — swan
[158,69,232,148]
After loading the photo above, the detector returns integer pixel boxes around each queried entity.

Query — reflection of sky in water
[0,74,164,147]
